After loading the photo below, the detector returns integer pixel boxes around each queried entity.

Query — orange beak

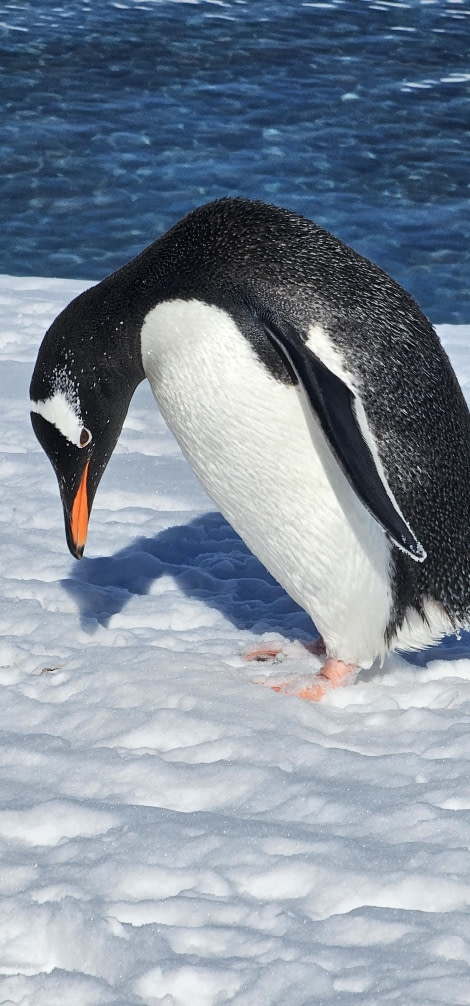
[70,460,90,557]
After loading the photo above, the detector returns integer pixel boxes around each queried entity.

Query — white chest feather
[141,298,394,666]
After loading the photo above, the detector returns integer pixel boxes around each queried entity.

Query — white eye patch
[30,391,90,449]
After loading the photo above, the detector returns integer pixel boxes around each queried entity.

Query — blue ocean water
[2,0,469,321]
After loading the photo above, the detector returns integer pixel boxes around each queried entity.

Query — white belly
[141,299,393,666]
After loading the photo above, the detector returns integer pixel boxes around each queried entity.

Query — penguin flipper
[260,316,426,562]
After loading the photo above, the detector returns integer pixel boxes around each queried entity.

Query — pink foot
[244,636,325,663]
[269,657,358,702]
[244,645,283,663]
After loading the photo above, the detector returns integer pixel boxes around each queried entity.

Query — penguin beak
[66,460,90,559]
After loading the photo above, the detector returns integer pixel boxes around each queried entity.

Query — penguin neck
[80,270,150,390]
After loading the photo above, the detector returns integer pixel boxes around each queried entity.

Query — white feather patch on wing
[305,323,426,561]
[306,323,353,383]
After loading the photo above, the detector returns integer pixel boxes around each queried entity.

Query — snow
[2,273,470,1003]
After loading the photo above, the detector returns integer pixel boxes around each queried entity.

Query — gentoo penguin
[30,197,470,699]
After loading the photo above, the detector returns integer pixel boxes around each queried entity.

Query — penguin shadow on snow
[62,511,316,643]
[61,510,470,669]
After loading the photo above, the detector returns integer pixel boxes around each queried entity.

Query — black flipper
[260,315,426,562]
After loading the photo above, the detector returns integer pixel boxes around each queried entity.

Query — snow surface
[2,274,470,1003]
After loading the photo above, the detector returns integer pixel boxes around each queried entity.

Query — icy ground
[2,275,470,1004]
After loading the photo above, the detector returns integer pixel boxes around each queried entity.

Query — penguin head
[30,286,144,558]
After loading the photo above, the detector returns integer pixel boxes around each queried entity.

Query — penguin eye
[79,427,92,448]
